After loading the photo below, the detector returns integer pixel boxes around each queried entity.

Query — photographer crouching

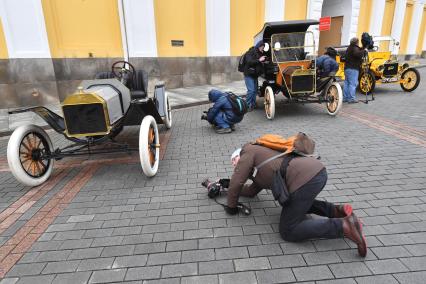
[201,89,246,134]
[205,133,367,257]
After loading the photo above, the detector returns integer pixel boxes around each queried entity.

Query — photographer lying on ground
[224,133,367,257]
[201,89,247,134]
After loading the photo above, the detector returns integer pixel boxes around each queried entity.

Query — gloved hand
[218,178,230,188]
[224,205,238,215]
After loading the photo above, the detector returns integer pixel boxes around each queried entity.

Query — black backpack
[226,92,248,116]
[238,51,247,72]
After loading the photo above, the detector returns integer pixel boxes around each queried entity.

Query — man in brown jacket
[227,143,367,257]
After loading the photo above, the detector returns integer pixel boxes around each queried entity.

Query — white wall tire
[139,116,160,177]
[7,125,54,187]
[264,86,275,120]
[325,82,343,116]
[163,92,172,129]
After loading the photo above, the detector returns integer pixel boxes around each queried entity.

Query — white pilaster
[206,0,230,56]
[391,0,407,46]
[307,0,323,52]
[122,0,157,57]
[0,0,51,58]
[406,0,424,54]
[264,0,285,22]
[369,0,386,36]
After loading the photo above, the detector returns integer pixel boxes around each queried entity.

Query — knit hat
[255,40,265,49]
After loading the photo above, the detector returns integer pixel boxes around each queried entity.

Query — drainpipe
[118,0,129,61]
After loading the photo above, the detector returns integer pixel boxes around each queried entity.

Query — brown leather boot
[343,213,367,257]
[334,204,353,218]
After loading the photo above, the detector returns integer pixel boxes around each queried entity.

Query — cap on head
[350,37,359,45]
[231,148,241,162]
[255,40,265,49]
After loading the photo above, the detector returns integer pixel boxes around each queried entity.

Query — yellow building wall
[42,0,123,58]
[400,1,414,53]
[380,0,396,51]
[231,0,265,56]
[0,17,8,59]
[416,6,426,54]
[285,0,307,21]
[154,0,206,57]
[357,0,373,38]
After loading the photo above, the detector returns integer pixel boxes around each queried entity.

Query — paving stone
[355,274,399,284]
[68,247,103,260]
[77,258,114,271]
[52,271,91,284]
[0,278,18,284]
[6,263,46,277]
[303,251,341,265]
[161,262,197,278]
[125,266,162,281]
[181,249,215,262]
[11,275,54,284]
[234,257,271,271]
[181,275,218,284]
[199,260,234,275]
[67,214,95,223]
[41,260,80,274]
[268,254,306,269]
[329,262,372,278]
[371,246,412,259]
[292,265,334,281]
[248,244,283,257]
[255,268,296,284]
[280,241,316,254]
[405,244,426,256]
[316,279,356,284]
[112,254,148,268]
[100,245,135,257]
[147,252,181,265]
[89,268,126,283]
[366,259,409,274]
[215,246,248,260]
[393,271,426,284]
[199,237,230,249]
[134,242,166,254]
[166,239,198,251]
[218,271,257,284]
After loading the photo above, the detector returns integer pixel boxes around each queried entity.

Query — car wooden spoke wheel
[7,125,54,187]
[400,68,420,92]
[358,71,375,93]
[139,116,160,177]
[264,86,275,120]
[325,82,343,116]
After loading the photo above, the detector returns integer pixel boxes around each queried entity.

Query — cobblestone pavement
[0,68,425,283]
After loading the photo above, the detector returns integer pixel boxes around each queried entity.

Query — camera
[201,178,222,198]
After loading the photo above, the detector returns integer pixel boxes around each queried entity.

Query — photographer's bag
[238,51,247,72]
[226,92,248,116]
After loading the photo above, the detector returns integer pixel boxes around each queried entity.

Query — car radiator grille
[383,63,398,77]
[63,103,108,135]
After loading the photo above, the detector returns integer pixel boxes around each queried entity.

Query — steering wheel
[112,60,136,82]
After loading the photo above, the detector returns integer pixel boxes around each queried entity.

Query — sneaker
[215,128,232,134]
[230,125,236,131]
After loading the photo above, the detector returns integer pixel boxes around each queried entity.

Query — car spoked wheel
[325,82,343,116]
[163,92,172,129]
[7,125,54,187]
[264,86,275,120]
[139,116,160,177]
[358,71,375,93]
[400,68,420,92]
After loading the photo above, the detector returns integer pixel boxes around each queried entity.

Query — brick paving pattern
[0,69,425,283]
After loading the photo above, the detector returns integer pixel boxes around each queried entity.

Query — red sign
[319,16,331,31]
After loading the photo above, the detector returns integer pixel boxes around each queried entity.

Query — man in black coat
[343,37,366,103]
[243,40,266,111]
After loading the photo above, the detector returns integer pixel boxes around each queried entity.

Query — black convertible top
[254,20,319,43]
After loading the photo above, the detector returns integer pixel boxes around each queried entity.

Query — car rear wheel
[325,82,343,116]
[163,92,172,129]
[139,116,160,177]
[7,125,54,187]
[400,68,420,92]
[358,71,376,94]
[264,86,275,120]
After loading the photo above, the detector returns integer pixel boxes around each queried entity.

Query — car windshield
[371,36,399,53]
[271,32,315,63]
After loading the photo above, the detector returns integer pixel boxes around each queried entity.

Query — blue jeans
[244,76,258,108]
[213,112,230,129]
[343,68,359,102]
[279,169,343,242]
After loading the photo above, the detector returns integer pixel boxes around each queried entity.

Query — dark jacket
[227,144,325,208]
[316,55,338,76]
[243,47,264,77]
[206,90,243,125]
[345,43,365,70]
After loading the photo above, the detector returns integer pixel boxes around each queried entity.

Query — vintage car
[7,61,172,187]
[335,36,420,94]
[256,20,343,119]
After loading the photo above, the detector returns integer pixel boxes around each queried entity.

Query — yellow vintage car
[335,36,420,93]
